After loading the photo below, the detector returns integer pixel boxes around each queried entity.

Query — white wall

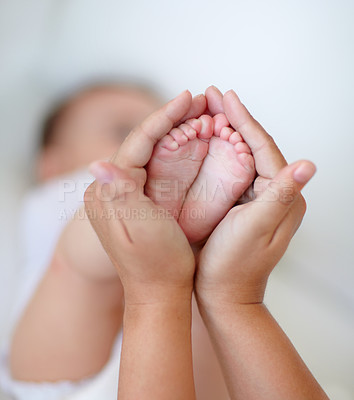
[0,0,353,398]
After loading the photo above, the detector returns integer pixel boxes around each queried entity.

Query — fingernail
[89,161,114,183]
[293,162,317,184]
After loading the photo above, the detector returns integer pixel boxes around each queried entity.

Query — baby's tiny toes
[160,134,179,151]
[220,127,234,141]
[179,123,197,140]
[237,152,255,173]
[198,115,213,139]
[234,141,252,154]
[229,131,243,145]
[169,128,188,146]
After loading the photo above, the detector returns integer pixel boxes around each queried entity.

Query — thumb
[251,160,316,233]
[89,161,142,203]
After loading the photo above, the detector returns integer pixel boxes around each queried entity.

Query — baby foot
[179,113,256,243]
[145,115,214,219]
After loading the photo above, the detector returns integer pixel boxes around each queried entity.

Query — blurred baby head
[38,83,161,181]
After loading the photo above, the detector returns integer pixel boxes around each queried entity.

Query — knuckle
[280,181,297,205]
[267,180,296,206]
[265,133,275,145]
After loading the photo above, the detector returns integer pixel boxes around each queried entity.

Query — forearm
[119,292,196,400]
[57,205,118,280]
[198,301,329,400]
[10,251,124,381]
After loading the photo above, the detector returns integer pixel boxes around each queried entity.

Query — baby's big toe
[198,115,214,139]
[213,113,229,136]
[186,115,213,140]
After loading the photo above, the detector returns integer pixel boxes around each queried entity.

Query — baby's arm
[10,212,124,381]
[57,207,118,279]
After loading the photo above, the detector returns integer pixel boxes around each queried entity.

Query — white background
[0,0,353,399]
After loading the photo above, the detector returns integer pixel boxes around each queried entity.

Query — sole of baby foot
[145,115,214,219]
[179,116,256,243]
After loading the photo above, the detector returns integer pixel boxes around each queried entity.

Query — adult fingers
[84,163,129,251]
[177,94,207,124]
[223,90,287,178]
[113,90,193,170]
[86,161,151,247]
[205,86,224,115]
[249,160,316,235]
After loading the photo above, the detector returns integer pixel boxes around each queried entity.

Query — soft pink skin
[145,115,212,218]
[146,112,256,243]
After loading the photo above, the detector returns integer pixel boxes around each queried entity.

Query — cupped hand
[84,91,208,305]
[195,87,316,306]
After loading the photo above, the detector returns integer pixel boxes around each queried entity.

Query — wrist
[195,277,268,312]
[124,292,193,329]
[123,281,194,307]
[196,295,267,330]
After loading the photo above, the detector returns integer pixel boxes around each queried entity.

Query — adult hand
[195,87,315,305]
[84,90,207,304]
